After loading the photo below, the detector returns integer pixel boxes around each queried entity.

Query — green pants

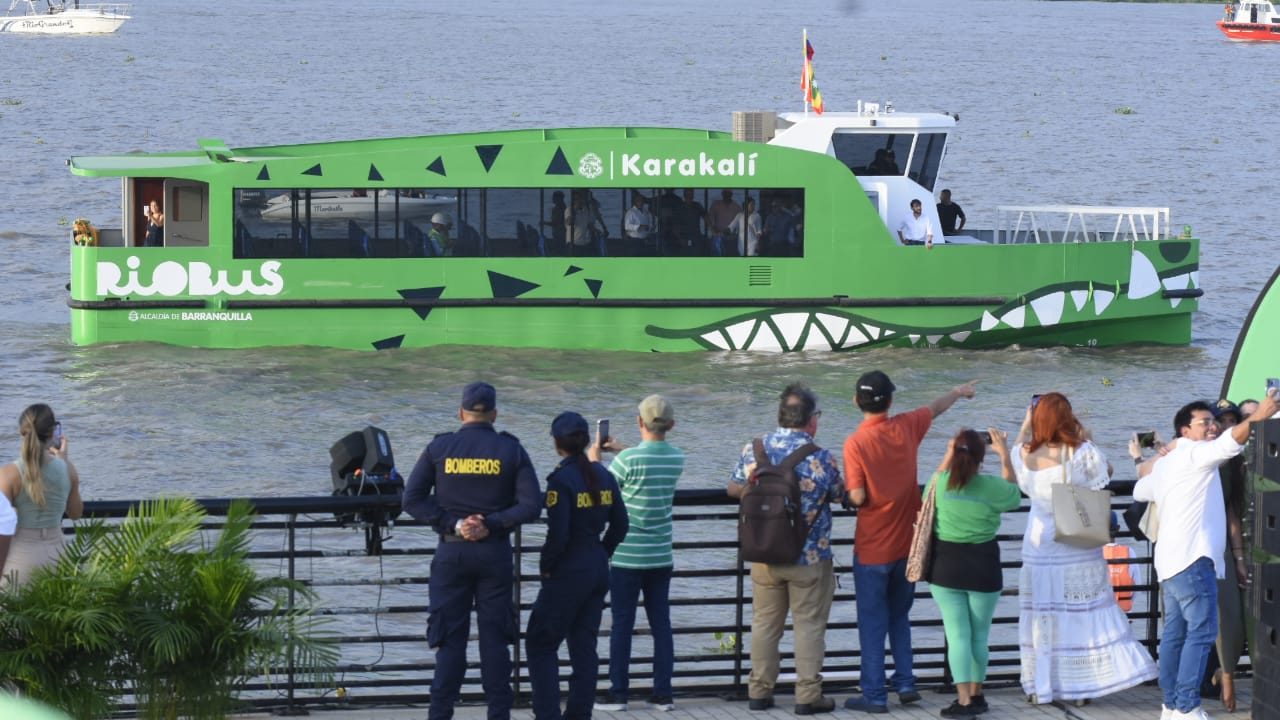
[929,584,1001,683]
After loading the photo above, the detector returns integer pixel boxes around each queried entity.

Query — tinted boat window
[907,132,946,193]
[831,133,912,176]
[233,186,805,259]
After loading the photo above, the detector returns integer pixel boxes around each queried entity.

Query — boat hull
[1,9,127,33]
[68,240,1198,352]
[1216,20,1280,41]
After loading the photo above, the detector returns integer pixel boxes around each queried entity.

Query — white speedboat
[259,190,457,221]
[1,0,129,34]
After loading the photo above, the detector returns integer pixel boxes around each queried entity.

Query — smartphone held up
[596,419,610,449]
[1136,431,1156,449]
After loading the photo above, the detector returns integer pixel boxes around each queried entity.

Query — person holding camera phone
[143,199,164,247]
[1013,392,1156,707]
[0,404,84,589]
[588,396,685,712]
[924,428,1020,719]
[1133,389,1280,720]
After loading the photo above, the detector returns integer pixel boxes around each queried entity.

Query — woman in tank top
[0,403,83,589]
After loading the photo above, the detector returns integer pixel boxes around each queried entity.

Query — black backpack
[738,438,818,564]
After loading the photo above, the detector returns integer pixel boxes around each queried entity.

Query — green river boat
[67,106,1201,351]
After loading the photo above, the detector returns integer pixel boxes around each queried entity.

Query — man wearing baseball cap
[842,371,977,714]
[589,394,685,712]
[403,381,540,720]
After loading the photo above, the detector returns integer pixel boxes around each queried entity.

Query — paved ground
[233,679,1252,719]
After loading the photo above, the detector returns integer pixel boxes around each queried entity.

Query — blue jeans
[853,554,916,704]
[1159,556,1218,713]
[608,566,674,699]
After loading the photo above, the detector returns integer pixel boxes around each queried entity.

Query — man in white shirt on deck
[896,199,934,248]
[1133,389,1280,720]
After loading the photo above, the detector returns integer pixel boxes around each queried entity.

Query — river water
[0,0,1274,501]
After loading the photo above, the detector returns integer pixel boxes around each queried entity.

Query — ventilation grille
[732,111,777,143]
[748,266,772,287]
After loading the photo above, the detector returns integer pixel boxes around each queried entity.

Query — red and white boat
[1217,1,1280,41]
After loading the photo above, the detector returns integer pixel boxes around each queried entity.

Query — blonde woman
[0,404,83,588]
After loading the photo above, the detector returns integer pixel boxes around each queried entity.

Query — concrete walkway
[233,679,1251,719]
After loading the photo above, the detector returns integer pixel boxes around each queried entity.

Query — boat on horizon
[65,103,1201,352]
[1216,1,1280,41]
[258,190,456,222]
[1,0,129,34]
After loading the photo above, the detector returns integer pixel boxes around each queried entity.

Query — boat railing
[993,205,1173,245]
[66,481,1190,714]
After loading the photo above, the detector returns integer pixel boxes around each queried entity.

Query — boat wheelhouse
[1216,2,1280,41]
[66,106,1201,352]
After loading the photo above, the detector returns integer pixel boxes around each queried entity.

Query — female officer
[527,412,629,720]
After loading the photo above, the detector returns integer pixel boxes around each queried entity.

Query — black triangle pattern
[427,156,446,176]
[398,286,446,321]
[257,166,270,181]
[564,265,583,276]
[585,279,603,298]
[476,145,502,172]
[372,335,405,351]
[546,147,573,176]
[369,164,384,182]
[488,271,540,298]
[302,164,323,177]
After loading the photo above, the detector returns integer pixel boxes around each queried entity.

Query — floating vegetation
[1114,106,1135,115]
[57,217,69,226]
[125,56,135,63]
[1022,130,1033,138]
[0,98,21,106]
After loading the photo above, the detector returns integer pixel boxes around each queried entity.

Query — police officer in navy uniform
[403,382,541,720]
[526,412,629,720]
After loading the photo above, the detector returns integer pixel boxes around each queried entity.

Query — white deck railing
[993,205,1174,245]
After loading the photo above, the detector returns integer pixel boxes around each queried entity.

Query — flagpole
[802,28,809,116]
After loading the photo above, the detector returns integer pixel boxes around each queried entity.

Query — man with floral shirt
[728,382,844,716]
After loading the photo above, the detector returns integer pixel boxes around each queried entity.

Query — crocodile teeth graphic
[1128,251,1161,299]
[1030,292,1065,327]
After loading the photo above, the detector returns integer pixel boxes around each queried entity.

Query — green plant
[0,498,337,720]
[1114,106,1136,115]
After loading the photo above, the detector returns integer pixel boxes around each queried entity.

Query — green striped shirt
[608,440,684,569]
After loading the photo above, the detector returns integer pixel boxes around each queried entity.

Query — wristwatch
[455,519,465,536]
[1132,456,1143,465]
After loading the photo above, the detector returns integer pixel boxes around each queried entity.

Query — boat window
[232,186,806,259]
[831,133,912,176]
[906,132,946,193]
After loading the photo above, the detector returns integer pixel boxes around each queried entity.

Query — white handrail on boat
[993,205,1171,245]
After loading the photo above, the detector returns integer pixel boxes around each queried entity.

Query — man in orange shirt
[842,371,976,714]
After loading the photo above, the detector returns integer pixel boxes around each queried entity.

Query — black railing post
[733,551,746,698]
[513,525,524,703]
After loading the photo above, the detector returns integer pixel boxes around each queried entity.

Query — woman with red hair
[1014,393,1155,705]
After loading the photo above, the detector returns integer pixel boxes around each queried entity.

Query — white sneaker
[1170,707,1212,720]
[1160,705,1172,720]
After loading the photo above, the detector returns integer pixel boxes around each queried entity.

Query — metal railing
[993,205,1174,245]
[77,484,1170,713]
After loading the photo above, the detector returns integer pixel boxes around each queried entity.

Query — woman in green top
[0,404,84,588]
[925,428,1020,719]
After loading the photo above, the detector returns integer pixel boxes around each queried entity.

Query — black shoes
[647,696,675,711]
[794,696,836,715]
[749,696,775,711]
[940,700,977,719]
[898,690,922,705]
[969,695,988,714]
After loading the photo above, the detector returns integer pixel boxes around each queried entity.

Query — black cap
[1214,398,1241,422]
[856,370,896,404]
[550,411,589,439]
[461,382,496,412]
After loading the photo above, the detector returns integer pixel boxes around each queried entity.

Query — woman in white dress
[1013,392,1156,704]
